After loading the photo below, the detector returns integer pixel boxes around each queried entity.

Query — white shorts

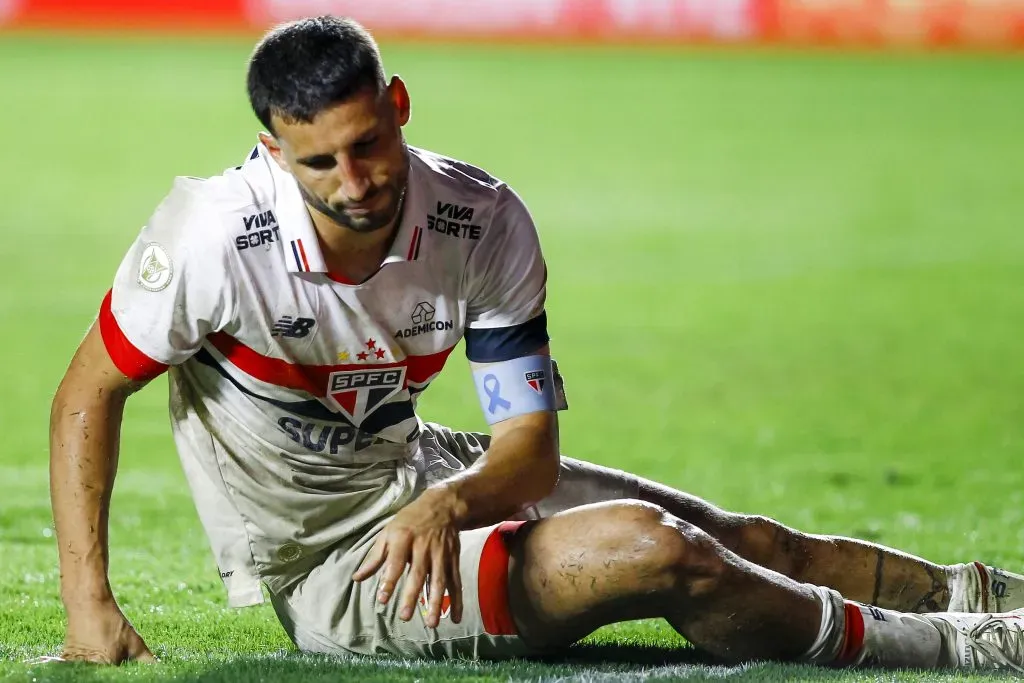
[270,423,640,660]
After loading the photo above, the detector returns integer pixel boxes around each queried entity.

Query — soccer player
[50,15,1024,672]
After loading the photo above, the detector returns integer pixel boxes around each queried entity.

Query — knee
[621,501,728,598]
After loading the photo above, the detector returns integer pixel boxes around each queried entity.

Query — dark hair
[247,15,387,133]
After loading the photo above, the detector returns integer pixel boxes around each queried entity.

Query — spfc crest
[524,370,546,395]
[327,367,407,423]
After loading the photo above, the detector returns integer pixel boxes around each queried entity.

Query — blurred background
[2,0,1024,671]
[3,0,1024,46]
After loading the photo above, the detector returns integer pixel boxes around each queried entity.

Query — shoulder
[143,153,274,258]
[408,147,535,244]
[410,146,505,195]
[408,146,511,215]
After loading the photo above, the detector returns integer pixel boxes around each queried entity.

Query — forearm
[50,385,128,608]
[436,414,559,530]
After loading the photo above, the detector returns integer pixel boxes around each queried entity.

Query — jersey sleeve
[100,178,236,381]
[463,185,549,363]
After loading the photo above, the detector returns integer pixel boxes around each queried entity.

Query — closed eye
[299,154,336,170]
[353,136,379,153]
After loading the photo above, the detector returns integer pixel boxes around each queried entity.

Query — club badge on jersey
[472,355,566,425]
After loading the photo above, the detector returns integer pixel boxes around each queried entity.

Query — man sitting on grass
[50,15,1024,672]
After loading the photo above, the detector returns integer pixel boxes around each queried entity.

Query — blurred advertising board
[2,0,1023,49]
[763,0,1024,48]
[246,0,761,42]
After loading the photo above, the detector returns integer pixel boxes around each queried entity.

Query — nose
[335,153,371,202]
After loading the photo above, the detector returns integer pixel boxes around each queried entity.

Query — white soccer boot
[926,609,1024,673]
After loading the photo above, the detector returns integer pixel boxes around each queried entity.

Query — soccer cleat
[926,610,1024,673]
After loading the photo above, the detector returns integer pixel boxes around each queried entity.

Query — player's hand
[61,599,157,665]
[352,488,463,628]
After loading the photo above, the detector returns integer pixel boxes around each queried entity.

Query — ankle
[799,585,850,665]
[947,562,984,612]
[947,562,1024,613]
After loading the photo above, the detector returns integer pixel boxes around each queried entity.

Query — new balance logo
[271,316,316,338]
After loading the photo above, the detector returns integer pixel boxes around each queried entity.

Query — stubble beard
[300,144,410,235]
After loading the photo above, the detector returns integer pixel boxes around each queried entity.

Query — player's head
[247,15,411,234]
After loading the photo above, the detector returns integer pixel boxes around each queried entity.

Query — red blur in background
[1,0,1023,49]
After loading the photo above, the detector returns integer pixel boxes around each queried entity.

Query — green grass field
[1,32,1023,682]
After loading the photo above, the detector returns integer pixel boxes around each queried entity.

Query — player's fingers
[128,636,158,664]
[426,560,447,629]
[398,542,429,622]
[377,536,411,605]
[449,542,464,625]
[352,536,387,581]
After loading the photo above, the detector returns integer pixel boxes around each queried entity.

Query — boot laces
[961,614,1024,674]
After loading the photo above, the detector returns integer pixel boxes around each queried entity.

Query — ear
[387,75,411,127]
[258,131,291,173]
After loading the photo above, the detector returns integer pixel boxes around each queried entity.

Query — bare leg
[508,500,1024,672]
[508,500,821,662]
[636,478,950,612]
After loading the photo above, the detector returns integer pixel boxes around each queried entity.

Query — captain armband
[473,354,568,425]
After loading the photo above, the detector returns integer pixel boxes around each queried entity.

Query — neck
[307,191,406,283]
[310,208,398,258]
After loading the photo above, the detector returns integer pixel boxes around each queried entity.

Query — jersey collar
[267,145,423,275]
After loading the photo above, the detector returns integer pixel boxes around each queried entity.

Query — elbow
[49,383,73,436]
[531,446,561,504]
[49,381,117,458]
[528,417,560,502]
[50,368,83,430]
[50,382,86,432]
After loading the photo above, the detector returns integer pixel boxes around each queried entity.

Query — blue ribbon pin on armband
[473,355,556,425]
[482,374,512,414]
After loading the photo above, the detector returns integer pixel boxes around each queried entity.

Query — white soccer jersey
[99,144,549,607]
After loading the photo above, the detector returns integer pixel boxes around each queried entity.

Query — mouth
[340,193,384,216]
